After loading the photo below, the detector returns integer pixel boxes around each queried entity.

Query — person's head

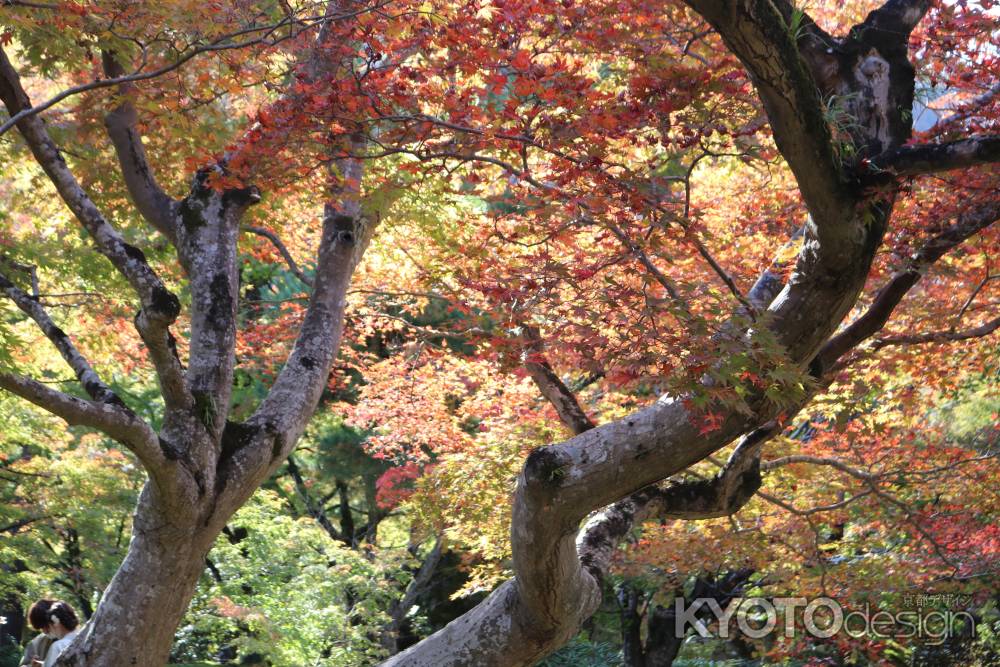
[47,600,78,636]
[27,599,78,638]
[27,599,54,631]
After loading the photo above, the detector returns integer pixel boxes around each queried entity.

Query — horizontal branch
[873,314,1000,348]
[373,312,483,340]
[1,516,49,535]
[762,454,873,480]
[0,372,167,476]
[870,135,1000,177]
[757,488,873,517]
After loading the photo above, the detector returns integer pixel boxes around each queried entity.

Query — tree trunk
[0,591,25,647]
[619,583,646,667]
[59,485,215,667]
[644,605,683,667]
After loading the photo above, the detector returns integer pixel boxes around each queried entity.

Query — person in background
[40,601,79,667]
[18,600,54,667]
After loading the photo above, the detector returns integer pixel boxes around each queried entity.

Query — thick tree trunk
[381,580,581,667]
[60,485,215,667]
[50,192,374,666]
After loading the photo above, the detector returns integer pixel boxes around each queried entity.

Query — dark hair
[27,599,54,630]
[46,600,79,631]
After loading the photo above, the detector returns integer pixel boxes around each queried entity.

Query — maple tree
[1,0,999,665]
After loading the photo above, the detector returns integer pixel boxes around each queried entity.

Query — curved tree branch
[873,314,1000,348]
[0,372,167,480]
[813,199,1000,374]
[382,2,940,663]
[242,224,314,287]
[101,51,179,243]
[578,422,777,583]
[0,254,39,297]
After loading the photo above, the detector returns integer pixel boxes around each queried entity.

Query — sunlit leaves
[176,490,406,666]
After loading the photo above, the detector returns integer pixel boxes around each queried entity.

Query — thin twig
[241,225,313,287]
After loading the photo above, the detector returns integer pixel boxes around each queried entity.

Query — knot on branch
[134,288,181,335]
[149,286,181,321]
[220,419,260,461]
[223,185,262,208]
[185,164,261,217]
[523,446,571,489]
[326,213,359,245]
